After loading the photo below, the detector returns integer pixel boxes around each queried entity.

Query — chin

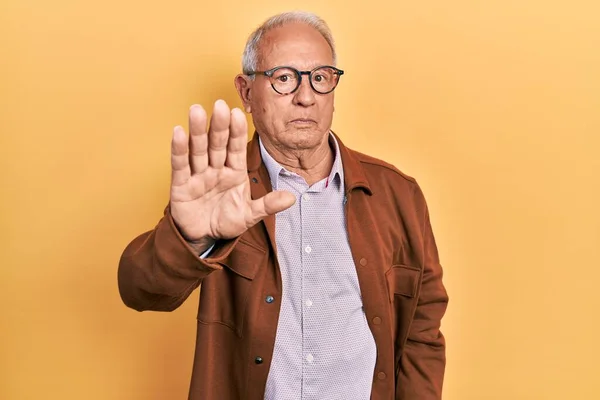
[284,127,328,149]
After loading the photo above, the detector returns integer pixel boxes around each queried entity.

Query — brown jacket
[118,133,448,399]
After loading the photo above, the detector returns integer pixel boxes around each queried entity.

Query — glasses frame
[246,65,345,95]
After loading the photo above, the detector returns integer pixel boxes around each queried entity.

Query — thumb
[248,190,296,225]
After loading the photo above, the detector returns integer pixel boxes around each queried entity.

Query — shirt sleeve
[200,243,216,259]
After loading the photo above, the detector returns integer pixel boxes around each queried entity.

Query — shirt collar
[258,133,344,191]
[247,130,372,196]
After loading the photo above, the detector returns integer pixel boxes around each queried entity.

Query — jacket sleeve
[396,186,449,399]
[117,206,241,312]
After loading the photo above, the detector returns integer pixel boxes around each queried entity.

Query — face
[235,22,336,152]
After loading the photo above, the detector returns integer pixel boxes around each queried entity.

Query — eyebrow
[265,63,333,71]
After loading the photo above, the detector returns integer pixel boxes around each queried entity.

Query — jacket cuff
[158,206,242,275]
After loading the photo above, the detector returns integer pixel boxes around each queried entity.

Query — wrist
[186,236,216,255]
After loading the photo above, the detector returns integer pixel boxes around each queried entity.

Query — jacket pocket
[197,238,265,336]
[385,264,420,302]
[385,264,421,354]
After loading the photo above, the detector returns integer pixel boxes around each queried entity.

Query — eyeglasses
[246,65,344,95]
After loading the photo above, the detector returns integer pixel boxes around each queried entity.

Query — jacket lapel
[247,133,277,254]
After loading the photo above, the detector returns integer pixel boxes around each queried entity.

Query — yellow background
[2,0,599,399]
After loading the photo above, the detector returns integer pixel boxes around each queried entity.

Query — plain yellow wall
[1,0,599,399]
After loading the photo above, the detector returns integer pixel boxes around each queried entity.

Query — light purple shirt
[260,134,377,400]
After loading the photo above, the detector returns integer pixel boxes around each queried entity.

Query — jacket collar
[246,131,373,196]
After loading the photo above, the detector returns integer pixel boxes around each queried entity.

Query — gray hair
[242,11,337,75]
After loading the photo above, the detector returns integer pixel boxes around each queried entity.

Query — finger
[208,99,231,169]
[171,125,191,186]
[188,104,208,174]
[225,108,249,170]
[248,191,296,226]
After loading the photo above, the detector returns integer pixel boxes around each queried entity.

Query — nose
[292,76,316,107]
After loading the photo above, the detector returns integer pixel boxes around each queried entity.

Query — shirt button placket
[300,188,309,385]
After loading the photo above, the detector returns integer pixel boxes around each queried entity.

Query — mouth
[290,118,317,124]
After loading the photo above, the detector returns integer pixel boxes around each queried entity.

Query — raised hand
[169,100,295,253]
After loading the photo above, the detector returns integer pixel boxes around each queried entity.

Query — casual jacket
[118,132,449,399]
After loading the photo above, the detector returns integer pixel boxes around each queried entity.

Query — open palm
[169,100,295,252]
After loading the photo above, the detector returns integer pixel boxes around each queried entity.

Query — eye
[313,70,333,83]
[273,71,295,83]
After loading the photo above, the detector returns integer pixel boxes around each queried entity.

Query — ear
[234,74,252,113]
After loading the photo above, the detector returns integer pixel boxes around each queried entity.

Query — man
[118,11,448,400]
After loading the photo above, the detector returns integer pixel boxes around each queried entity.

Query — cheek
[250,96,285,129]
[263,98,290,123]
[250,92,267,116]
[319,97,335,120]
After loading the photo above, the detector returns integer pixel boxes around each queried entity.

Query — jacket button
[359,258,367,266]
[373,317,382,325]
[265,295,274,303]
[252,177,259,183]
[377,371,387,380]
[255,356,263,364]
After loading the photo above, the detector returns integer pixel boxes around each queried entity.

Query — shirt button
[265,295,274,303]
[377,371,387,380]
[373,317,382,325]
[360,258,367,266]
[305,246,312,254]
[255,356,263,364]
[306,354,314,363]
[305,299,313,307]
[302,193,310,201]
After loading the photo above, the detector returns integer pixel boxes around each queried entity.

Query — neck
[260,133,335,186]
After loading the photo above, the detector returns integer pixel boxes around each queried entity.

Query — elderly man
[118,11,448,400]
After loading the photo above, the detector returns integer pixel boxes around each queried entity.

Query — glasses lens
[270,68,299,94]
[311,67,339,93]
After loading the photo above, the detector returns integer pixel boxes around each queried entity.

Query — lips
[290,118,316,123]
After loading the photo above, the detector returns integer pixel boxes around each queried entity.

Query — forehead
[258,22,334,70]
